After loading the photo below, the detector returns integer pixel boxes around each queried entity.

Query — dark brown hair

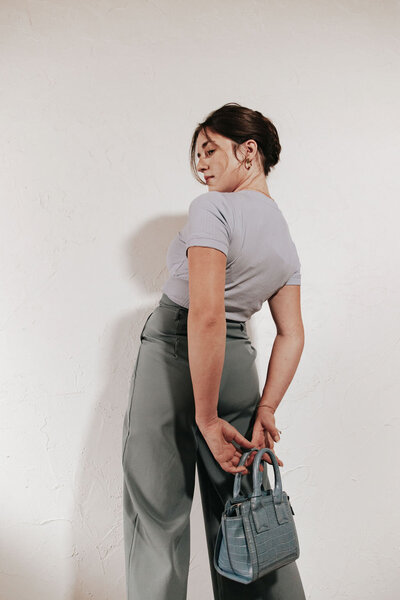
[189,102,281,185]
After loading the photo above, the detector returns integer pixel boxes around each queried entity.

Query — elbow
[278,326,305,346]
[279,331,305,358]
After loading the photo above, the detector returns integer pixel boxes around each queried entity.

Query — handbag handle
[251,447,283,504]
[232,447,284,505]
[232,447,258,499]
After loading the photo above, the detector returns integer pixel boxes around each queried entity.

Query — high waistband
[159,293,187,311]
[158,293,245,325]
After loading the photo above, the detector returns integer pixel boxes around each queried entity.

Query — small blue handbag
[213,446,300,584]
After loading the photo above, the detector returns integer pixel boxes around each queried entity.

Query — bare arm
[186,245,228,426]
[186,245,254,474]
[259,284,305,414]
[246,284,305,468]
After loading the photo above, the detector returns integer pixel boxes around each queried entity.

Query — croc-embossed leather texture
[213,447,300,584]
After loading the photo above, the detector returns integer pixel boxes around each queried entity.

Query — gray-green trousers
[122,293,306,600]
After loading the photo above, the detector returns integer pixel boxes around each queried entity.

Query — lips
[205,176,214,183]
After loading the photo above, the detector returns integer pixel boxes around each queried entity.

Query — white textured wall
[1,1,400,599]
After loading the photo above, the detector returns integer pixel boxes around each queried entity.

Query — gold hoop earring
[245,158,252,170]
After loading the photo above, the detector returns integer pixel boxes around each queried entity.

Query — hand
[248,405,283,469]
[196,416,256,475]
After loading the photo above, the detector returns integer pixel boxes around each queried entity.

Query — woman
[122,103,306,600]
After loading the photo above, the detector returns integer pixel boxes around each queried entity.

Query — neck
[235,186,274,201]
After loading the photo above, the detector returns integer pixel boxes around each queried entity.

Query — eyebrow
[196,141,212,158]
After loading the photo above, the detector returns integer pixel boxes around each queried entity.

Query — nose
[197,152,210,169]
[197,160,206,173]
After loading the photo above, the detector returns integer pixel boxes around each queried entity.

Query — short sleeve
[185,192,232,258]
[284,268,301,285]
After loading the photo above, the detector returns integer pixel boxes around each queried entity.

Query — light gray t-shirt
[161,189,301,321]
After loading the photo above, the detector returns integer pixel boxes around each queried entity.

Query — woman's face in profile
[195,128,248,193]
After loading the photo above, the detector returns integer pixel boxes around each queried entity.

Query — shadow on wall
[71,209,261,599]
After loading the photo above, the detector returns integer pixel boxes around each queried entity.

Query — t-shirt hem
[161,277,249,321]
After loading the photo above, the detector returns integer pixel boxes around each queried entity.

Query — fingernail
[274,435,280,442]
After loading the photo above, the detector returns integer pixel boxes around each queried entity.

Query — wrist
[196,413,219,428]
[256,403,276,413]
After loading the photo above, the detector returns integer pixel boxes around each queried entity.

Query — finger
[232,431,255,449]
[269,426,281,443]
[247,454,257,467]
[271,454,283,467]
[227,464,248,474]
[243,455,253,468]
[260,450,274,465]
[250,431,264,448]
[237,447,283,470]
[261,450,283,467]
[223,456,251,474]
[243,447,259,466]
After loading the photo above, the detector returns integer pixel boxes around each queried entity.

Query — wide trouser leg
[121,303,197,600]
[195,321,307,600]
[122,293,306,600]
